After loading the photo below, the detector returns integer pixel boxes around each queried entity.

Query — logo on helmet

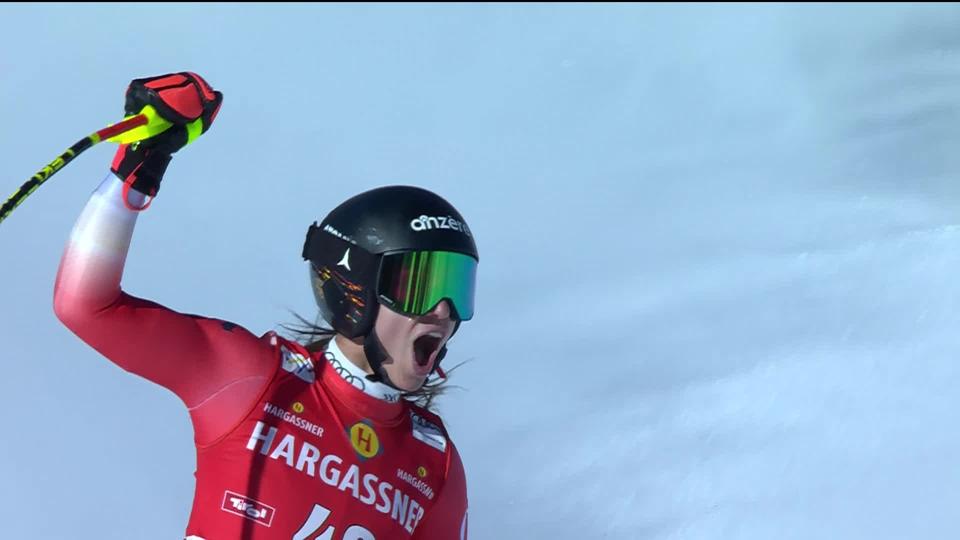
[323,224,356,244]
[337,248,352,271]
[409,215,471,237]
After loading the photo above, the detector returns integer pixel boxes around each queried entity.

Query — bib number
[293,504,375,540]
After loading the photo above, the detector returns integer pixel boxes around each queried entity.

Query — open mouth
[413,334,444,368]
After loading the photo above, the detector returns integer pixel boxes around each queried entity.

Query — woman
[54,73,475,539]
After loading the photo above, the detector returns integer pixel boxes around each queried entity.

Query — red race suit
[53,175,469,540]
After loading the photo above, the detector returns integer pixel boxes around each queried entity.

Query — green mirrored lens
[379,251,477,320]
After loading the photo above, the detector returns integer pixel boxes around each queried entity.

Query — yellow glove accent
[105,105,174,144]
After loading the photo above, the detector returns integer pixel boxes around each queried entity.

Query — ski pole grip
[105,105,173,145]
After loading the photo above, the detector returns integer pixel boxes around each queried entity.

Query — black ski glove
[110,72,223,201]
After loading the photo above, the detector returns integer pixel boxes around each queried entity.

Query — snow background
[2,4,960,539]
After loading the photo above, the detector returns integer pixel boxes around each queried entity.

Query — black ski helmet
[301,185,479,385]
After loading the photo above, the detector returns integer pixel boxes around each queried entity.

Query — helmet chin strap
[362,328,450,391]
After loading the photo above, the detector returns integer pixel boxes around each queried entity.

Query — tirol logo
[410,215,471,237]
[349,420,382,460]
[221,490,275,527]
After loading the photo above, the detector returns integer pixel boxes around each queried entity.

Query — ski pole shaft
[0,114,149,226]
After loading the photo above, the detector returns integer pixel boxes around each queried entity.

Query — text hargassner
[246,421,427,534]
[409,215,471,236]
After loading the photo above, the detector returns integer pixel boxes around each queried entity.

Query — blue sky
[3,4,960,539]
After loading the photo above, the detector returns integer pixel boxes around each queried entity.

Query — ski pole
[0,105,172,226]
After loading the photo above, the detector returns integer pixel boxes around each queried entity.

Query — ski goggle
[377,250,477,321]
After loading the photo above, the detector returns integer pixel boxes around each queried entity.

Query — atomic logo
[337,248,352,271]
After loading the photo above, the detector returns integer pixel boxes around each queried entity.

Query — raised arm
[53,73,274,446]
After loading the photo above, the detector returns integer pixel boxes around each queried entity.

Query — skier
[54,72,474,539]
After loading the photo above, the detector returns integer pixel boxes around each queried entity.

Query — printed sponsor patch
[221,490,275,527]
[244,420,426,533]
[410,411,447,452]
[397,467,435,500]
[263,402,324,438]
[349,420,382,459]
[281,346,315,383]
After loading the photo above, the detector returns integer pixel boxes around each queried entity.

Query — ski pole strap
[0,113,150,226]
[121,178,155,212]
